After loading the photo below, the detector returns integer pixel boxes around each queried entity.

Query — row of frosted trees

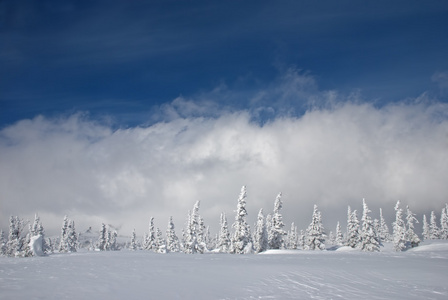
[2,186,448,257]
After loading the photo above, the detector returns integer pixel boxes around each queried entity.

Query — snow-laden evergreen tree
[66,220,78,252]
[405,205,420,248]
[304,205,325,250]
[155,228,166,253]
[97,223,107,251]
[346,206,360,248]
[378,208,391,242]
[335,221,344,246]
[440,205,448,239]
[0,230,6,256]
[328,231,335,245]
[429,211,440,239]
[360,199,380,252]
[298,229,305,249]
[58,216,70,253]
[166,216,180,253]
[144,217,157,251]
[254,208,268,253]
[422,214,430,240]
[231,186,253,254]
[197,217,207,251]
[287,222,299,250]
[107,229,118,251]
[266,214,273,249]
[269,192,286,249]
[184,201,204,254]
[130,229,137,251]
[392,201,407,251]
[217,212,231,253]
[6,216,24,257]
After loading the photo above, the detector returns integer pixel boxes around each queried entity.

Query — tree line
[1,186,448,257]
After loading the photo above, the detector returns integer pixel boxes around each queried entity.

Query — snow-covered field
[1,241,447,300]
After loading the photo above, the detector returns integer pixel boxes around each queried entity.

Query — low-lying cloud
[1,97,447,237]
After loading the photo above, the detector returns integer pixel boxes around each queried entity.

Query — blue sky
[2,0,448,127]
[1,1,448,235]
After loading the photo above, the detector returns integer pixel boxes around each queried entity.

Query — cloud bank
[1,95,448,236]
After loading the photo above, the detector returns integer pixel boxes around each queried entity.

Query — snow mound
[335,246,359,252]
[29,235,45,256]
[407,241,448,253]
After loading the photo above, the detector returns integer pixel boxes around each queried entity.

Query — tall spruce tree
[6,216,24,257]
[67,220,77,252]
[269,192,286,249]
[393,201,407,251]
[360,199,380,251]
[98,223,107,251]
[217,212,231,253]
[231,186,252,254]
[184,201,204,254]
[429,211,440,239]
[287,222,299,250]
[379,208,391,242]
[58,216,70,253]
[166,216,180,253]
[405,205,420,248]
[422,214,430,240]
[335,221,344,246]
[304,205,325,250]
[440,205,448,239]
[155,228,166,253]
[346,206,360,248]
[254,209,268,253]
[130,229,137,251]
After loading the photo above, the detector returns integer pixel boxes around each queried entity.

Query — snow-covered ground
[1,241,447,300]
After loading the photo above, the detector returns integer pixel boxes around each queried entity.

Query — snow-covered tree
[392,201,407,251]
[217,213,231,253]
[254,209,268,253]
[422,214,430,240]
[130,229,137,251]
[304,205,325,250]
[440,205,448,240]
[66,220,77,252]
[287,222,299,250]
[107,229,118,251]
[269,192,286,249]
[346,206,360,248]
[97,223,107,251]
[360,199,380,252]
[298,229,305,249]
[266,214,273,249]
[144,217,157,251]
[405,205,420,248]
[184,201,204,254]
[155,228,166,253]
[0,230,6,256]
[231,186,252,254]
[429,211,440,239]
[166,216,180,253]
[378,208,391,242]
[197,217,207,251]
[6,216,25,257]
[58,216,70,253]
[328,231,335,245]
[335,221,344,246]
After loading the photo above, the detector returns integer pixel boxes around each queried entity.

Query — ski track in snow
[1,242,448,300]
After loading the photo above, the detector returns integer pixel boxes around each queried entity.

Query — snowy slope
[1,241,447,300]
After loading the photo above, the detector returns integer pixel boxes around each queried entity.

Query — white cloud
[1,99,448,237]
